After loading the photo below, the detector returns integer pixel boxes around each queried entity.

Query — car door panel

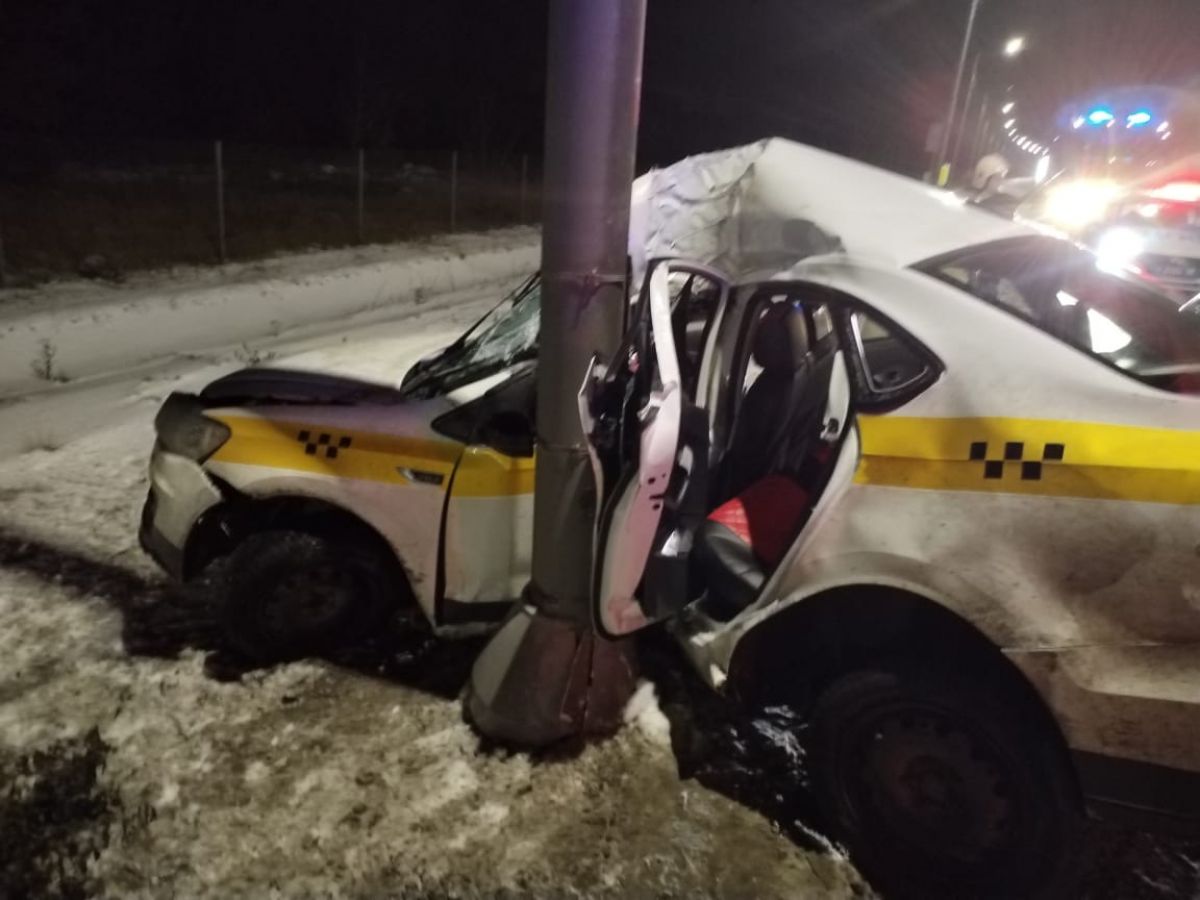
[583,260,733,636]
[438,370,537,608]
[592,263,684,635]
[442,446,535,604]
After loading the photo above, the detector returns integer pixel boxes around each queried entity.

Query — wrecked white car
[142,139,1200,897]
[1089,155,1200,309]
[590,139,1200,897]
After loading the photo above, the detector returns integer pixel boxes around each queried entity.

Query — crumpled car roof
[629,138,1033,279]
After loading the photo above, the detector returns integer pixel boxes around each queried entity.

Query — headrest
[753,303,811,373]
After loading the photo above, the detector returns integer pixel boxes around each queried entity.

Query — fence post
[520,153,529,224]
[450,150,459,232]
[356,147,366,244]
[214,139,227,264]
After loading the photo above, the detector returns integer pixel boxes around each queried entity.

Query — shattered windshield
[918,237,1200,394]
[402,275,541,397]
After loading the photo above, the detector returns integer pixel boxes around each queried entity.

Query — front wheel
[808,659,1082,899]
[220,530,400,663]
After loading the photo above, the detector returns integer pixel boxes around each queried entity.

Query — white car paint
[594,264,685,635]
[145,139,1200,796]
[146,371,532,625]
[613,141,1200,797]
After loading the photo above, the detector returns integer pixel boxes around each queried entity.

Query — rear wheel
[808,659,1081,899]
[221,530,400,663]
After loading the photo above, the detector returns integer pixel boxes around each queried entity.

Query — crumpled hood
[199,367,406,406]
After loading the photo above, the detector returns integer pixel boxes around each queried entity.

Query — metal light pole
[466,0,646,747]
[936,0,982,186]
[970,94,993,164]
[954,34,1027,178]
[951,51,982,173]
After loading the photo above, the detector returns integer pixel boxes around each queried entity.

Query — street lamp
[1004,35,1027,57]
[934,0,981,186]
[944,31,1030,184]
[466,0,647,746]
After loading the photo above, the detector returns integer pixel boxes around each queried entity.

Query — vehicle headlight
[154,393,231,461]
[1042,179,1121,232]
[1094,227,1146,275]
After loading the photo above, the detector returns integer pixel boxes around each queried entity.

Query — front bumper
[138,445,223,580]
[138,490,177,577]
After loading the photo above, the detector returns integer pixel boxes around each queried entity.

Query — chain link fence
[0,134,540,286]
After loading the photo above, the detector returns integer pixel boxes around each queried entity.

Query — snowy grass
[0,228,540,397]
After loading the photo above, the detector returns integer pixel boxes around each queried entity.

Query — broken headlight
[154,393,231,462]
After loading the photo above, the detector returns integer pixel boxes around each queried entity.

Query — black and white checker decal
[969,440,1065,481]
[297,430,353,459]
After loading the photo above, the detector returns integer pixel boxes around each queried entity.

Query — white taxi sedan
[141,138,1200,898]
[584,139,1200,898]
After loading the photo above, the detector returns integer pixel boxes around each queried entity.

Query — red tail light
[1147,182,1200,204]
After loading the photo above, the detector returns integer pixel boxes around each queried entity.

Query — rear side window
[848,310,937,409]
[667,270,724,399]
[918,236,1200,394]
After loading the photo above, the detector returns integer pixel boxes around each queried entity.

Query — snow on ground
[0,267,868,899]
[0,227,539,396]
[0,277,504,461]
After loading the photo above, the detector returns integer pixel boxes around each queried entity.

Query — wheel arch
[726,583,1082,800]
[183,491,411,600]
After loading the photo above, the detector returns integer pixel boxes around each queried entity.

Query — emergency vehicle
[1089,154,1200,308]
[141,140,1200,898]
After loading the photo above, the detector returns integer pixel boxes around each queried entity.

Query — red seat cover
[706,474,811,568]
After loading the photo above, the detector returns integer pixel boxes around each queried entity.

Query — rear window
[916,237,1200,394]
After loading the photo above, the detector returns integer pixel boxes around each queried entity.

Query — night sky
[2,0,1197,175]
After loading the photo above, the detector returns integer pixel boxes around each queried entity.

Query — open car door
[581,259,728,636]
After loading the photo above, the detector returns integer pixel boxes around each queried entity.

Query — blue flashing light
[1087,108,1115,126]
[1126,110,1153,128]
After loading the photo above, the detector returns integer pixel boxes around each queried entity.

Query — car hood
[199,367,407,406]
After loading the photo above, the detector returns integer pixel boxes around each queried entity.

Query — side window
[431,367,536,457]
[937,264,1036,317]
[811,304,835,343]
[849,310,937,408]
[738,293,798,398]
[917,236,1200,393]
[668,271,723,398]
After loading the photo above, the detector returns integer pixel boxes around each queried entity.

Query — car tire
[220,530,399,663]
[808,658,1082,900]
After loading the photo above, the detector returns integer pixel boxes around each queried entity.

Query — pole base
[466,604,637,748]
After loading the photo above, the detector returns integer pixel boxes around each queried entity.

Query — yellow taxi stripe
[859,416,1200,471]
[448,447,537,498]
[858,457,1200,505]
[857,415,1200,505]
[208,414,535,496]
[209,415,459,486]
[213,415,462,462]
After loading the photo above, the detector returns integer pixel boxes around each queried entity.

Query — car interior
[616,276,851,626]
[687,289,845,620]
[444,270,884,625]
